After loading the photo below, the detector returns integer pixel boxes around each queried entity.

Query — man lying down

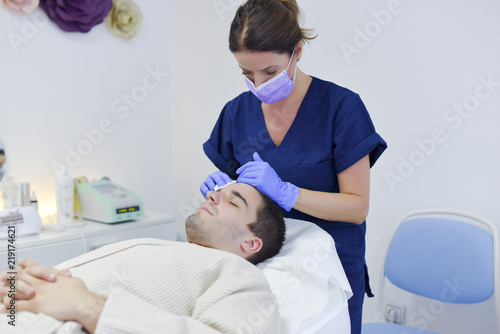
[0,182,285,334]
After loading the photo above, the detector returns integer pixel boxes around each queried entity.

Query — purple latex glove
[200,171,232,198]
[236,152,299,211]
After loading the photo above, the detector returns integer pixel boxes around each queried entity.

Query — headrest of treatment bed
[258,218,353,334]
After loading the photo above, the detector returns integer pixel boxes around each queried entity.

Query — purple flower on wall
[39,0,113,33]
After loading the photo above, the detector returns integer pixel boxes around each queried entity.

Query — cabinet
[0,211,175,269]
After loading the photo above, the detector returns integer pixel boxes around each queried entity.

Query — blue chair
[362,209,499,334]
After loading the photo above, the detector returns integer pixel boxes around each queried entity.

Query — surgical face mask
[244,49,297,104]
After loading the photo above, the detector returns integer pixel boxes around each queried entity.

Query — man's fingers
[0,273,8,284]
[3,297,34,314]
[0,277,35,299]
[19,259,71,281]
[0,269,9,279]
[0,295,35,314]
[18,259,38,268]
[16,271,41,286]
[1,295,11,312]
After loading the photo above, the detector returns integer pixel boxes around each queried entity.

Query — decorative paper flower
[2,0,39,14]
[105,0,142,40]
[39,0,113,33]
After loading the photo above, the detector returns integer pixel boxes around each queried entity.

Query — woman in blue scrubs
[201,1,387,333]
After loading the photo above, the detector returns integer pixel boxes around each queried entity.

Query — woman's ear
[296,40,304,60]
[241,237,263,254]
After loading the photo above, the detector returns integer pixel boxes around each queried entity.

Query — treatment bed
[0,218,351,333]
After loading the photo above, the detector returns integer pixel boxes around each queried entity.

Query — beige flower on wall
[106,0,143,40]
[2,0,39,14]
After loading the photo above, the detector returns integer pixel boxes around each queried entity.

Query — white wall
[172,0,249,238]
[0,1,174,218]
[173,0,500,326]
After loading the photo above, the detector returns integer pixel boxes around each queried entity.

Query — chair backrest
[377,210,500,333]
[385,216,493,303]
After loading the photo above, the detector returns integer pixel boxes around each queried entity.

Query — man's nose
[206,190,221,204]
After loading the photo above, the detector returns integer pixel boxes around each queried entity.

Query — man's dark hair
[246,190,286,265]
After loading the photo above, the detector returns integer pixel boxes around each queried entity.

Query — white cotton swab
[214,180,237,191]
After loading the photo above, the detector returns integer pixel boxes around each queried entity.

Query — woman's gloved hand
[236,152,299,211]
[200,171,233,198]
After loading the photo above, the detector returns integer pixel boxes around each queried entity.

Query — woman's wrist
[279,182,300,211]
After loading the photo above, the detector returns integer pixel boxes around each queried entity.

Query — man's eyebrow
[231,190,248,207]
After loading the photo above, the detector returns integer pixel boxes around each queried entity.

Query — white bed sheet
[258,218,352,334]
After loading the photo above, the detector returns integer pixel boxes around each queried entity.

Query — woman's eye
[229,202,238,208]
[242,71,251,76]
[266,70,277,75]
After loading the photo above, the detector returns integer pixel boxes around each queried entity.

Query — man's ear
[241,237,263,254]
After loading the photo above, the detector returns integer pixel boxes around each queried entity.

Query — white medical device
[76,178,144,223]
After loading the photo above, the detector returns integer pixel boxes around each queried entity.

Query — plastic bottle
[21,183,30,207]
[55,168,74,226]
[30,191,38,211]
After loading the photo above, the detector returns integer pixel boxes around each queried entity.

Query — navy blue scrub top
[203,76,387,299]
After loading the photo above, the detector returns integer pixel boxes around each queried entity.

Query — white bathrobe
[2,238,280,334]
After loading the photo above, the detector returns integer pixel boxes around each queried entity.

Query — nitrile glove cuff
[276,182,300,212]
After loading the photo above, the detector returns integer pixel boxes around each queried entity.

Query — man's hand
[0,259,72,300]
[1,271,105,333]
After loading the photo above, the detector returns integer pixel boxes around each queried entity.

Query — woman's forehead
[234,51,288,68]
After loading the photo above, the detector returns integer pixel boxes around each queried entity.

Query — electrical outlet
[385,304,405,324]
